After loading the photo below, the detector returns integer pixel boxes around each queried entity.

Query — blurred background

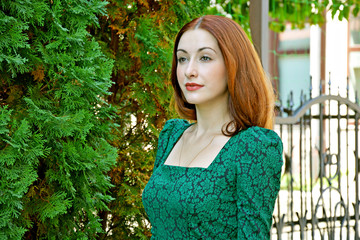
[1,0,360,239]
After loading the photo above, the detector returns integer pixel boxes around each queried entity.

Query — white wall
[325,11,349,97]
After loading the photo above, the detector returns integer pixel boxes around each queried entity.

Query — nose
[184,60,198,78]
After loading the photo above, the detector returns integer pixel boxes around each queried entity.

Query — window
[271,23,311,108]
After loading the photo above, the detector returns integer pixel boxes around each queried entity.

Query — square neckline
[162,122,237,170]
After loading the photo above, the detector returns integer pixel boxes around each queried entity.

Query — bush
[0,0,117,238]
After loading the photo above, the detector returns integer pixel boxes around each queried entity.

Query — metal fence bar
[273,80,360,239]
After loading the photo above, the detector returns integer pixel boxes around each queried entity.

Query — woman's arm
[236,127,283,240]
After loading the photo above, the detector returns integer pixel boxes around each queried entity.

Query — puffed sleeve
[152,119,189,172]
[236,127,283,240]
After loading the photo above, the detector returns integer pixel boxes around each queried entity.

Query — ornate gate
[272,85,360,239]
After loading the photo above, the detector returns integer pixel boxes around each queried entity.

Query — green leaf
[353,5,360,17]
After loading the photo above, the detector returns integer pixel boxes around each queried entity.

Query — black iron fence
[272,80,360,239]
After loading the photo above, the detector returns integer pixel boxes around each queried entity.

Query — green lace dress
[142,119,283,240]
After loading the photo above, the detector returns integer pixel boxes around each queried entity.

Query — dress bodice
[142,119,283,239]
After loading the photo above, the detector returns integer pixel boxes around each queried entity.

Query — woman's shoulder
[239,126,282,147]
[162,118,190,130]
[158,118,190,140]
[232,126,283,162]
[153,119,190,170]
[160,118,190,134]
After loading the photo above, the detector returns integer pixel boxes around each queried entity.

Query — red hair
[171,15,275,136]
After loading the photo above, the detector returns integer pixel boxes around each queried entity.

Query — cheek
[213,65,227,86]
[176,66,184,84]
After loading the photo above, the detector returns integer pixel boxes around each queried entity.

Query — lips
[185,83,204,91]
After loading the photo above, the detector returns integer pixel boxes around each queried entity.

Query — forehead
[177,29,220,51]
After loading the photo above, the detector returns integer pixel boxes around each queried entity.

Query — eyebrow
[177,47,217,54]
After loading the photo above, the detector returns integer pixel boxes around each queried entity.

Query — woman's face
[176,29,228,107]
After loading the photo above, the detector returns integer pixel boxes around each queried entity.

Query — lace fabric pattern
[142,119,283,240]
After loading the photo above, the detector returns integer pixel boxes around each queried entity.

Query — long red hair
[171,15,275,136]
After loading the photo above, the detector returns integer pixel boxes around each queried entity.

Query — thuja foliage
[0,0,117,239]
[89,0,210,238]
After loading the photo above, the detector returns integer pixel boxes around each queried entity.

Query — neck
[193,97,231,137]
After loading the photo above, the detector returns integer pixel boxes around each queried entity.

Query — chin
[184,97,202,105]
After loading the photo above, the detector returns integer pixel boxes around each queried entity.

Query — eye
[177,57,187,63]
[200,56,212,61]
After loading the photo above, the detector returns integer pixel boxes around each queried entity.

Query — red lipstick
[185,83,204,91]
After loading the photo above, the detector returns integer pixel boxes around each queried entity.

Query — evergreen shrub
[0,0,117,238]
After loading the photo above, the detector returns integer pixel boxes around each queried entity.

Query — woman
[142,15,283,239]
